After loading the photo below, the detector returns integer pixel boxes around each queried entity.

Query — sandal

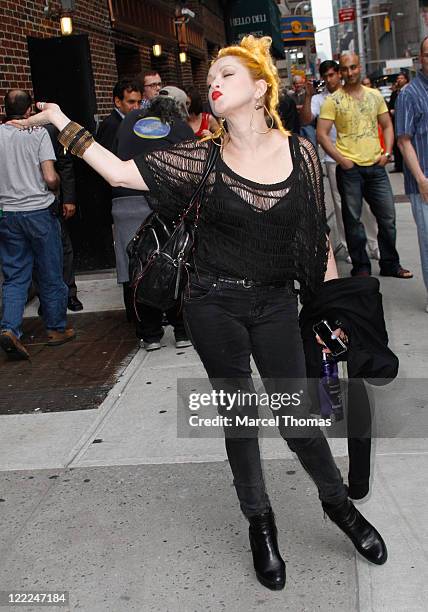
[380,267,413,279]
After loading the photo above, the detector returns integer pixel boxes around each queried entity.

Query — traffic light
[384,15,391,33]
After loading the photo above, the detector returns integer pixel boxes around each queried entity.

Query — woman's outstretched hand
[6,102,69,131]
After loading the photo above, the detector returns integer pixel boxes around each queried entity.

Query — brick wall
[0,0,135,118]
[0,0,226,118]
[0,0,60,108]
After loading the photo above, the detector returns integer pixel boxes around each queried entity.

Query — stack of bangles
[58,121,95,158]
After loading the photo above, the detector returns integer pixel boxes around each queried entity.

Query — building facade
[365,0,428,77]
[276,0,316,80]
[0,0,227,121]
[225,0,284,57]
[329,0,428,76]
[0,0,226,270]
[330,0,370,58]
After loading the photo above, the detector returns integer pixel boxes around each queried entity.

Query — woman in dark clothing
[11,35,388,592]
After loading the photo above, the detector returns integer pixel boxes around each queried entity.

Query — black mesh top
[134,133,329,303]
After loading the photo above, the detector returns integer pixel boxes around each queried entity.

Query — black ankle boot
[248,509,286,590]
[322,499,387,565]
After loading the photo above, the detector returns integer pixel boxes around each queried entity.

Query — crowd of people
[94,74,220,350]
[2,44,424,361]
[0,70,221,357]
[0,32,427,591]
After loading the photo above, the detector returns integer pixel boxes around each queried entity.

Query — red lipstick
[211,91,222,101]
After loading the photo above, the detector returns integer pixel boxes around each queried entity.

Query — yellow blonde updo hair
[206,35,290,141]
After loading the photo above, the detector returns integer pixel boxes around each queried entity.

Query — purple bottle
[318,353,344,422]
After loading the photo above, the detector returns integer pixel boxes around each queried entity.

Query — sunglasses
[144,82,162,89]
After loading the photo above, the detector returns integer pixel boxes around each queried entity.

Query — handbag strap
[181,140,220,220]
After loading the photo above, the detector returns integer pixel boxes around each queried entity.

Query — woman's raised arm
[7,102,148,192]
[81,142,146,190]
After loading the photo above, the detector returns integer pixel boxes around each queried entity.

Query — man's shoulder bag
[126,142,219,311]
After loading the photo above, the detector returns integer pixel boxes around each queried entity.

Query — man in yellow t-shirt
[317,53,412,279]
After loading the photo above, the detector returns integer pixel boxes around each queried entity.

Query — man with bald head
[317,53,412,279]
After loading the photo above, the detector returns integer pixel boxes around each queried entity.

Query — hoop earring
[250,103,274,134]
[212,117,227,147]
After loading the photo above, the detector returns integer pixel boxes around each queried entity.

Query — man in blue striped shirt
[396,36,428,312]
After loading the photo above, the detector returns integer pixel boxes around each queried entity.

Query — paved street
[0,169,427,611]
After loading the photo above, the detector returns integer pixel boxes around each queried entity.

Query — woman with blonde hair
[10,35,387,591]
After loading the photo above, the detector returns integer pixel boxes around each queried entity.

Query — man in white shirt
[305,61,379,261]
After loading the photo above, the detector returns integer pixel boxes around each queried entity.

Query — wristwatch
[384,152,392,159]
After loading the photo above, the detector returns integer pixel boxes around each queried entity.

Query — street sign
[338,8,355,23]
[281,15,315,47]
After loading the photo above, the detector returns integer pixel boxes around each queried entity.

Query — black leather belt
[194,271,293,289]
[217,276,289,288]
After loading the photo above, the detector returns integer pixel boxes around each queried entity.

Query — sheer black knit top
[134,133,328,303]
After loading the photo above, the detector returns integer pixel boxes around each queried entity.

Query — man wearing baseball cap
[158,86,189,117]
[111,91,195,351]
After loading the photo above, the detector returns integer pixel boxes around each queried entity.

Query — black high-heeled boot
[322,499,387,565]
[248,509,286,590]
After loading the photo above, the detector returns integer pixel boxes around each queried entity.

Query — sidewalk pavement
[0,171,427,611]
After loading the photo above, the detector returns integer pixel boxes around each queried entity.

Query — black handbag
[126,142,219,311]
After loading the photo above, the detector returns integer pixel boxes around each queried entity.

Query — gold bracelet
[72,131,93,154]
[58,122,94,157]
[58,121,84,151]
[71,133,95,158]
[67,128,87,152]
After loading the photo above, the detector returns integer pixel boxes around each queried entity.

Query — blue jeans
[336,164,400,275]
[301,124,317,148]
[0,208,68,338]
[409,193,428,293]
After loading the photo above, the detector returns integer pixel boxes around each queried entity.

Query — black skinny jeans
[183,274,348,518]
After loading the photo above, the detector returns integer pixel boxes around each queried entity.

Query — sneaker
[336,245,352,264]
[141,341,161,351]
[342,248,352,264]
[0,330,30,360]
[368,247,380,260]
[175,338,192,349]
[45,328,76,346]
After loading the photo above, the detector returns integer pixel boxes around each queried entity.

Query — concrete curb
[66,347,150,467]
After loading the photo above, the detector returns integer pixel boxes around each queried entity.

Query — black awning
[225,0,284,59]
